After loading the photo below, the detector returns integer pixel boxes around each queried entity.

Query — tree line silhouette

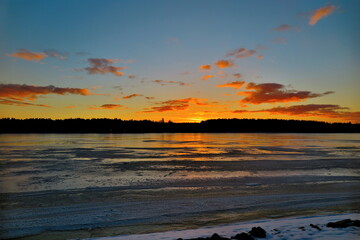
[0,118,359,133]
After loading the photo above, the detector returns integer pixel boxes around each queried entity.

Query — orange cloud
[153,80,187,86]
[233,73,242,79]
[238,82,333,104]
[309,5,337,25]
[7,49,47,62]
[199,65,212,70]
[143,98,212,112]
[201,75,215,81]
[0,98,50,107]
[215,60,234,68]
[226,48,257,59]
[84,58,127,76]
[0,83,92,101]
[65,105,76,108]
[7,49,68,62]
[123,94,142,99]
[272,24,300,31]
[233,104,360,123]
[89,104,126,110]
[257,55,263,60]
[217,81,245,90]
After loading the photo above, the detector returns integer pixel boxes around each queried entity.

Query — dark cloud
[89,104,126,110]
[238,82,333,104]
[0,83,92,101]
[232,104,360,122]
[0,98,50,107]
[83,58,128,76]
[123,94,143,99]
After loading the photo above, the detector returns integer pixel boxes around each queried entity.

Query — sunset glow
[1,0,359,123]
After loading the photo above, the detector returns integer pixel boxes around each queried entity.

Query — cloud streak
[217,81,245,90]
[0,83,92,101]
[226,48,257,59]
[153,80,188,86]
[238,82,333,104]
[7,49,68,62]
[0,98,50,107]
[143,98,213,112]
[201,75,215,81]
[309,5,337,25]
[89,104,126,110]
[232,104,360,122]
[123,94,142,99]
[7,49,47,62]
[272,24,300,31]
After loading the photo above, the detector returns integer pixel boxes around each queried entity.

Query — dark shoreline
[1,118,359,133]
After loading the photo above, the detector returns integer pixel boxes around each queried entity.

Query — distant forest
[0,118,359,133]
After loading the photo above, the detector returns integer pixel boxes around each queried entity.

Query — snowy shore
[87,213,360,240]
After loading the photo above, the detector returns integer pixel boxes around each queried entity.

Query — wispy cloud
[0,83,92,101]
[43,49,67,60]
[128,74,136,79]
[217,81,245,90]
[89,104,126,110]
[82,58,128,76]
[201,75,215,81]
[226,48,257,59]
[309,5,337,25]
[238,82,333,104]
[142,98,213,112]
[273,38,287,44]
[215,60,234,68]
[272,24,300,31]
[166,37,180,44]
[153,80,188,86]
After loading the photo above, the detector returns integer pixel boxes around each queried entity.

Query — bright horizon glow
[0,0,359,123]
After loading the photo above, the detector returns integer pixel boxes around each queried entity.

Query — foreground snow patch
[84,213,360,240]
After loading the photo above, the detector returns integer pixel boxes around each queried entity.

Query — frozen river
[0,133,359,239]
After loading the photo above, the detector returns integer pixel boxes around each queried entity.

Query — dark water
[0,133,359,239]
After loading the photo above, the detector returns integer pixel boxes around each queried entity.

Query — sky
[0,0,359,123]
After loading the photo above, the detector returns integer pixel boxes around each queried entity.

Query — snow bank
[85,213,360,240]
